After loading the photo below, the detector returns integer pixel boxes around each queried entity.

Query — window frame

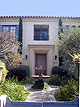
[34,25,49,41]
[2,25,16,34]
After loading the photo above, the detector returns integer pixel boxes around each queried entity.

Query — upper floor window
[2,25,16,35]
[34,25,49,40]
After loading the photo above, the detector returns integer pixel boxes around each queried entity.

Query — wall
[5,97,79,107]
[22,18,59,76]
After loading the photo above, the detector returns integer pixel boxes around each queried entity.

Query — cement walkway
[25,84,57,102]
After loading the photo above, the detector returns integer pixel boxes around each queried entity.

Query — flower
[22,90,25,94]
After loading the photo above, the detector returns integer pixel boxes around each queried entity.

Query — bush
[44,83,50,89]
[6,65,30,81]
[52,66,69,78]
[26,77,33,84]
[32,80,44,89]
[51,66,76,80]
[54,79,78,101]
[0,79,30,101]
[48,75,62,86]
[0,60,8,85]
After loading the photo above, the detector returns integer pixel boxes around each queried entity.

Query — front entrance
[35,53,47,75]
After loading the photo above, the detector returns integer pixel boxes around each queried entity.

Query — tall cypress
[18,18,23,54]
[59,18,63,35]
[58,18,63,66]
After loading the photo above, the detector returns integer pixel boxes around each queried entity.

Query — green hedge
[6,65,30,81]
[52,66,76,80]
[48,75,62,86]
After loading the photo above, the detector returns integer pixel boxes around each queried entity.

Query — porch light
[26,55,27,60]
[55,55,57,60]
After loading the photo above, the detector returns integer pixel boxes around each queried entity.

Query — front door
[35,53,47,75]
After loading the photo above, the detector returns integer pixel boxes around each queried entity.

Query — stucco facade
[0,16,80,76]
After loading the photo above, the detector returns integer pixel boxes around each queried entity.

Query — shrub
[44,83,50,89]
[26,77,33,84]
[51,66,76,81]
[0,60,8,85]
[48,75,62,86]
[32,80,44,89]
[54,79,78,101]
[6,65,30,81]
[0,79,30,101]
[52,66,69,78]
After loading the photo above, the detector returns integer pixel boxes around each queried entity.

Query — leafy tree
[0,32,22,69]
[57,25,80,67]
[57,25,80,92]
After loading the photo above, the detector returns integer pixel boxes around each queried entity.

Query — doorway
[35,53,47,75]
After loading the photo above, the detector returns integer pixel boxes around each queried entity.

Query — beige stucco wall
[22,18,59,75]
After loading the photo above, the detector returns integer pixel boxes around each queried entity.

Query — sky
[0,0,80,17]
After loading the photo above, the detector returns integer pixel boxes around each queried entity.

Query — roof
[0,16,80,19]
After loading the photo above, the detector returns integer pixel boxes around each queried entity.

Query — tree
[58,26,80,63]
[0,32,22,69]
[59,18,63,34]
[18,18,23,54]
[58,18,63,66]
[57,25,80,95]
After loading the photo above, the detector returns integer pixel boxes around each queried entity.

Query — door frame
[28,45,55,76]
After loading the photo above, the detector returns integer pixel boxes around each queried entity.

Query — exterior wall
[22,18,59,76]
[0,17,80,76]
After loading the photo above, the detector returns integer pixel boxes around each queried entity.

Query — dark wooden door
[35,53,47,75]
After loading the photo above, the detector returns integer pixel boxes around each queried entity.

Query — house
[0,16,80,76]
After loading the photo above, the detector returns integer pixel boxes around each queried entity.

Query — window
[1,25,19,40]
[10,26,16,34]
[34,25,49,40]
[2,25,16,35]
[3,26,9,32]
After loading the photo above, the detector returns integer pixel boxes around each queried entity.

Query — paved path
[25,84,57,102]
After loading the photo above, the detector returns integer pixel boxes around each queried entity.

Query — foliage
[0,79,30,101]
[26,77,33,84]
[18,18,23,43]
[0,60,8,85]
[49,66,77,86]
[52,66,77,80]
[52,66,70,78]
[54,79,78,101]
[7,65,30,81]
[32,80,44,89]
[0,32,22,69]
[18,18,23,54]
[58,18,63,37]
[44,83,50,89]
[57,25,80,71]
[48,75,62,86]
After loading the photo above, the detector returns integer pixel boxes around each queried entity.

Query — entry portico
[28,45,54,76]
